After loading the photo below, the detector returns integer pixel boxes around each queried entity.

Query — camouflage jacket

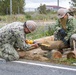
[54,16,76,41]
[0,22,31,50]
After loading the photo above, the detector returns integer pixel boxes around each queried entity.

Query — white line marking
[13,61,76,72]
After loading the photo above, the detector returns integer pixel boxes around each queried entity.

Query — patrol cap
[57,8,68,19]
[26,20,37,32]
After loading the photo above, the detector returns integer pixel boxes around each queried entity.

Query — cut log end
[51,50,62,59]
[67,51,76,59]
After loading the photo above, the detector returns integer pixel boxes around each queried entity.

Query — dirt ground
[18,36,76,66]
[18,46,76,66]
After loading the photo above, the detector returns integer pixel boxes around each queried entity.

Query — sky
[25,0,71,9]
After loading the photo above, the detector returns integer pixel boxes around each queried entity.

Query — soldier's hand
[31,43,39,48]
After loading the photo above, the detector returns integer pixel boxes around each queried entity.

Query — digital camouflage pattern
[54,16,76,46]
[0,22,31,61]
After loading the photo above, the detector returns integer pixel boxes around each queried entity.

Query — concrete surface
[0,58,76,75]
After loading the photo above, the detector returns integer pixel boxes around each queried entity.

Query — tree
[37,4,47,14]
[12,0,25,14]
[0,0,25,15]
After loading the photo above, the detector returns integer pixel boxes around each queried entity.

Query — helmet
[57,8,68,19]
[26,20,37,32]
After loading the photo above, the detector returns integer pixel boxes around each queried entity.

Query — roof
[46,5,66,9]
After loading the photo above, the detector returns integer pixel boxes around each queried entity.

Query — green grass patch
[27,24,54,40]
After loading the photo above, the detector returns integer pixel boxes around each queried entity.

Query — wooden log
[67,40,76,59]
[67,51,76,59]
[38,40,68,51]
[45,50,62,59]
[34,35,54,44]
[51,50,62,59]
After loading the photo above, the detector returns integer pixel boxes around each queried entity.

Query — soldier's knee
[7,54,19,61]
[14,54,19,60]
[10,53,19,61]
[71,34,76,40]
[4,54,19,61]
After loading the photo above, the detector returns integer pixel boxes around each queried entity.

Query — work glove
[57,28,67,40]
[31,43,39,48]
[57,28,68,45]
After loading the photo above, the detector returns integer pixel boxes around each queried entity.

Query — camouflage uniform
[0,22,31,61]
[54,16,76,47]
[70,16,76,48]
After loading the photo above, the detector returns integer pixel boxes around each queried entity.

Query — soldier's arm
[14,30,31,51]
[54,20,61,31]
[64,19,74,40]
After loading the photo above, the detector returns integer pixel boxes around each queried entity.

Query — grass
[26,24,54,40]
[64,59,76,65]
[0,15,26,23]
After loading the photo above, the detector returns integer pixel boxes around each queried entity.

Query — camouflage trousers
[70,34,76,49]
[0,44,19,61]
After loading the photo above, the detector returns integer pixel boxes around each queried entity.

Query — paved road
[0,59,76,75]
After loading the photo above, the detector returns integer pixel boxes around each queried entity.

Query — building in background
[24,5,66,12]
[25,8,37,12]
[46,5,66,11]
